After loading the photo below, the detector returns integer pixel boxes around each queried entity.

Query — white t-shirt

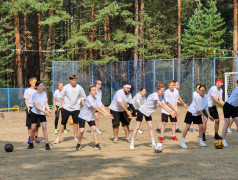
[96,89,102,103]
[31,91,48,115]
[132,92,146,110]
[79,95,103,122]
[193,91,198,99]
[207,86,223,107]
[23,88,36,107]
[162,89,179,115]
[59,84,86,111]
[188,93,208,116]
[227,87,238,107]
[54,89,62,107]
[109,89,132,112]
[139,92,162,117]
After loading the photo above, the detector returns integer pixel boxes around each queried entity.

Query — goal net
[225,72,238,101]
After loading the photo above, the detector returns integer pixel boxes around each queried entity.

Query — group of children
[23,75,238,151]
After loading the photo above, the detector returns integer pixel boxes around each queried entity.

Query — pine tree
[182,0,226,58]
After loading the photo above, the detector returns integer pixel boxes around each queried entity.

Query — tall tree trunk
[177,0,181,83]
[23,14,28,86]
[68,0,72,60]
[89,0,95,60]
[14,10,23,88]
[134,0,139,61]
[76,0,81,60]
[46,9,54,82]
[38,11,44,80]
[233,0,237,72]
[139,0,144,60]
[104,14,110,40]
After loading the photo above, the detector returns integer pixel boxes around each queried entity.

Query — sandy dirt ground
[0,106,238,180]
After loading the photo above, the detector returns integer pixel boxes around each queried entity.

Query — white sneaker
[54,138,60,144]
[152,143,155,149]
[138,129,143,134]
[125,138,130,143]
[227,128,232,133]
[130,144,135,150]
[113,138,119,143]
[199,141,207,147]
[90,130,93,134]
[222,140,228,147]
[179,142,187,148]
[96,129,102,134]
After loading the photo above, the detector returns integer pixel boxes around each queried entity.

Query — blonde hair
[95,80,102,85]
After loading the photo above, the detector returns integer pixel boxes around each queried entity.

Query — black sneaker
[45,143,50,150]
[176,128,182,133]
[76,144,82,151]
[156,128,161,133]
[214,135,223,140]
[94,144,101,150]
[203,137,206,141]
[27,143,34,149]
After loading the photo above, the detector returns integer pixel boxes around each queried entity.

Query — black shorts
[184,112,203,125]
[78,118,96,128]
[61,108,80,125]
[223,102,238,119]
[110,109,131,127]
[128,104,137,117]
[202,110,208,118]
[136,110,152,122]
[26,107,40,127]
[162,113,177,122]
[209,106,219,119]
[30,111,46,124]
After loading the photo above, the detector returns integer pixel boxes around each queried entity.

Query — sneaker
[35,137,40,144]
[125,138,130,143]
[130,144,135,150]
[152,144,155,149]
[179,142,187,148]
[76,144,82,151]
[96,129,102,134]
[214,135,223,140]
[27,137,31,144]
[54,138,60,144]
[54,129,59,134]
[138,129,143,134]
[74,138,79,142]
[227,128,232,133]
[113,138,119,143]
[90,130,93,134]
[27,143,34,149]
[45,143,50,150]
[199,141,207,147]
[171,136,178,141]
[222,140,228,147]
[94,144,101,150]
[160,137,164,143]
[63,130,68,134]
[203,137,207,141]
[176,128,182,133]
[156,128,161,133]
[192,128,196,133]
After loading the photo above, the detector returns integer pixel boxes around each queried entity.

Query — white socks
[130,138,134,145]
[181,137,185,143]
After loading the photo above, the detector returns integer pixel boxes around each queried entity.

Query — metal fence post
[153,60,155,92]
[110,62,113,101]
[8,88,10,111]
[72,62,74,74]
[172,59,175,80]
[128,61,130,82]
[92,62,94,84]
[135,60,138,94]
[192,58,194,94]
[213,58,216,85]
[52,61,55,107]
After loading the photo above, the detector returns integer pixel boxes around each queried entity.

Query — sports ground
[0,106,237,180]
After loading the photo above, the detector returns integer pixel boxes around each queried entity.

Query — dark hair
[199,84,206,90]
[95,80,102,85]
[157,86,165,91]
[173,80,177,83]
[140,88,146,91]
[89,85,95,92]
[69,74,77,80]
[237,80,238,84]
[196,84,201,88]
[35,80,43,87]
